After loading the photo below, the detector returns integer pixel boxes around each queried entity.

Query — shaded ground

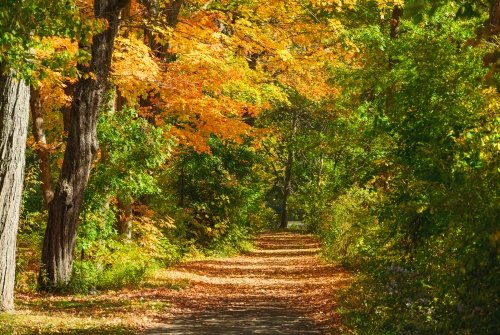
[147,232,351,334]
[1,232,349,334]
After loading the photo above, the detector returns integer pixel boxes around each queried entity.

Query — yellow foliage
[376,0,405,10]
[112,35,161,105]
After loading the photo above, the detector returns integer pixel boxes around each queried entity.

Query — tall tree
[0,0,90,305]
[0,73,30,311]
[39,0,129,291]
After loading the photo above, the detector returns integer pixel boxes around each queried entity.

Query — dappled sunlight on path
[146,232,351,334]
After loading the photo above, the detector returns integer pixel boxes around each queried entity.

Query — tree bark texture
[489,0,500,35]
[30,87,54,207]
[39,0,129,291]
[0,73,30,311]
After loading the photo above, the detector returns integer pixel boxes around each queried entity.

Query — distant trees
[27,0,336,291]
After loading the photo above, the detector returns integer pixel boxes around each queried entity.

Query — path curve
[146,232,350,334]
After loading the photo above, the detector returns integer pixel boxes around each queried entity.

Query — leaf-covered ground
[1,232,350,334]
[147,232,351,334]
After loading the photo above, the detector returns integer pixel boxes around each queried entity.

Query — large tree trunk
[38,0,129,291]
[0,73,30,311]
[30,87,54,207]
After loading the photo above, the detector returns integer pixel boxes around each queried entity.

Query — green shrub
[69,241,153,293]
[319,186,379,265]
[206,223,253,257]
[248,203,278,232]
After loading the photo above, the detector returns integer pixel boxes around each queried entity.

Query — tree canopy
[0,0,498,334]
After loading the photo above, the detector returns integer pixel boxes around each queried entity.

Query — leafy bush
[248,203,279,232]
[206,223,253,257]
[318,4,499,334]
[319,186,379,265]
[169,137,265,252]
[69,241,152,293]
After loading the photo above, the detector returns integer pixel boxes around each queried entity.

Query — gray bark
[38,0,129,291]
[0,73,30,311]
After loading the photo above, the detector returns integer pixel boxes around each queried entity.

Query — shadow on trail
[149,302,322,334]
[146,232,350,335]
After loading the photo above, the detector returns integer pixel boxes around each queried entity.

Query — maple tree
[37,0,130,291]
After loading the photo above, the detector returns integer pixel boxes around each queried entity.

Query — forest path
[146,232,350,334]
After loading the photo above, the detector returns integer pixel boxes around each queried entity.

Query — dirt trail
[146,232,350,334]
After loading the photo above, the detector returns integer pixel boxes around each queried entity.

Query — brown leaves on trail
[9,233,350,334]
[151,232,352,334]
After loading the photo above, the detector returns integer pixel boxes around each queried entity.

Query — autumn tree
[314,1,500,333]
[0,0,36,309]
[0,0,90,308]
[39,0,130,291]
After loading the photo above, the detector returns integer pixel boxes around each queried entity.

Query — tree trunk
[38,0,129,291]
[279,112,297,229]
[484,0,500,83]
[30,87,54,207]
[386,6,403,115]
[279,146,293,229]
[489,0,500,34]
[317,153,324,190]
[0,73,30,311]
[117,197,132,241]
[61,83,75,132]
[389,6,403,39]
[140,0,183,123]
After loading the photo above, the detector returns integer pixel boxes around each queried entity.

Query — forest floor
[1,232,351,334]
